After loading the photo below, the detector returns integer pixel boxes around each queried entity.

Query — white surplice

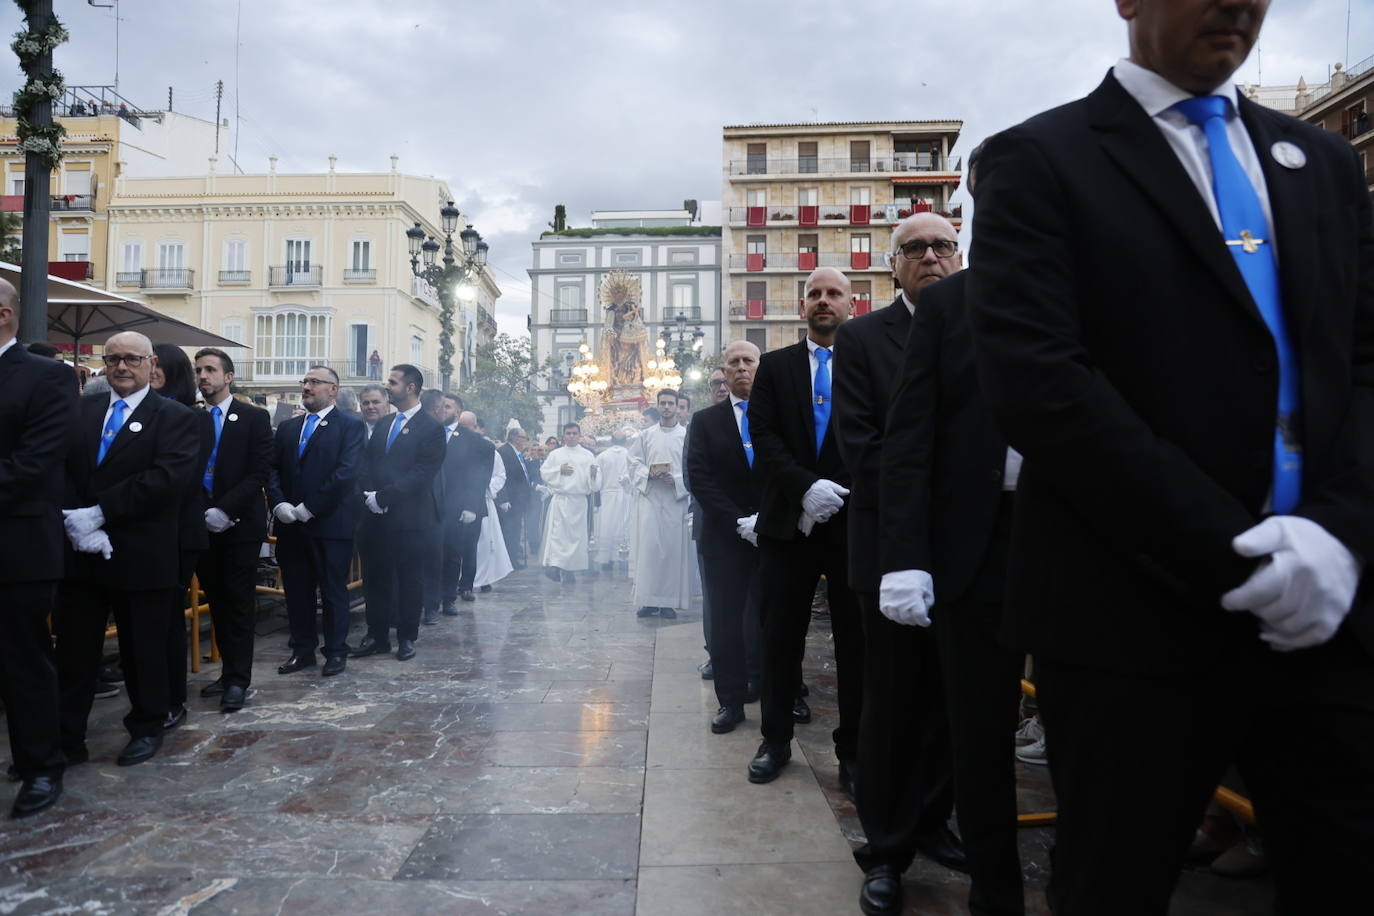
[475,449,513,588]
[539,445,598,570]
[593,444,634,565]
[627,423,692,609]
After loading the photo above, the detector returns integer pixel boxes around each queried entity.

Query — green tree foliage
[459,333,553,437]
[549,203,567,232]
[0,211,22,263]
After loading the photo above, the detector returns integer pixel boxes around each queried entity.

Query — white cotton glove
[735,514,759,547]
[273,502,297,524]
[204,508,234,533]
[63,506,106,541]
[536,485,550,498]
[499,502,511,513]
[460,510,477,524]
[1221,515,1362,651]
[292,503,314,523]
[75,528,114,560]
[364,491,387,515]
[879,569,935,627]
[801,479,849,522]
[797,512,817,536]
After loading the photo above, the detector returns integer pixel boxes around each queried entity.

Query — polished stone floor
[2,567,1273,914]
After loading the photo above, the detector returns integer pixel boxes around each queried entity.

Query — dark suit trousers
[198,540,261,689]
[443,520,481,599]
[56,583,179,742]
[852,588,955,874]
[1038,630,1374,916]
[169,550,200,709]
[501,505,525,566]
[757,532,863,759]
[424,526,444,611]
[362,525,432,644]
[0,582,64,779]
[701,541,759,708]
[279,534,353,657]
[360,529,397,645]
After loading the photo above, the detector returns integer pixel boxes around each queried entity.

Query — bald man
[57,331,199,767]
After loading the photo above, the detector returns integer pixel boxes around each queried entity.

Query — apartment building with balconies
[722,120,962,352]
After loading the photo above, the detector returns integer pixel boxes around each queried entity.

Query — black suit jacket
[833,297,912,590]
[267,407,366,540]
[0,344,78,584]
[685,397,758,551]
[203,398,272,543]
[496,441,530,512]
[359,408,446,532]
[441,427,495,525]
[880,272,1009,606]
[177,409,213,554]
[748,340,851,543]
[64,389,200,589]
[968,72,1374,668]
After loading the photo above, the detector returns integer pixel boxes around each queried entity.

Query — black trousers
[279,534,353,658]
[169,549,200,709]
[1038,630,1374,916]
[853,589,955,874]
[197,539,260,689]
[757,530,864,759]
[442,520,481,599]
[0,581,64,779]
[359,526,396,645]
[56,583,179,742]
[701,540,761,708]
[423,526,444,611]
[361,526,430,644]
[699,545,712,654]
[500,504,525,567]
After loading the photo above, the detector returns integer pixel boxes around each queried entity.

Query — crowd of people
[2,3,1371,914]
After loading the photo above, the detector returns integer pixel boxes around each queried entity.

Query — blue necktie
[1176,95,1301,513]
[738,400,753,467]
[385,414,404,452]
[97,399,127,465]
[203,405,223,493]
[298,412,320,458]
[813,347,832,455]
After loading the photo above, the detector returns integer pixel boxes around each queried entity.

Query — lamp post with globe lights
[405,200,488,392]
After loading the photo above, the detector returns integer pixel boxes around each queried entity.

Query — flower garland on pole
[10,2,68,170]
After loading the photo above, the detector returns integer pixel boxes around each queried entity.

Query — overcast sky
[4,0,1368,336]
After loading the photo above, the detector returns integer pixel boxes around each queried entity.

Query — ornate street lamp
[644,336,682,391]
[566,340,609,409]
[406,200,488,391]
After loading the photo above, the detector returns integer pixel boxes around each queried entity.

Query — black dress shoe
[350,636,390,658]
[544,567,561,582]
[636,606,658,618]
[799,682,809,697]
[116,734,162,766]
[745,683,760,704]
[321,655,347,677]
[698,660,714,680]
[220,685,247,711]
[914,825,970,873]
[859,864,903,915]
[460,590,475,602]
[396,640,416,661]
[838,759,857,799]
[4,764,16,783]
[442,601,459,616]
[792,696,812,724]
[479,585,492,593]
[162,705,188,731]
[199,678,226,697]
[422,607,440,625]
[747,742,791,784]
[277,654,317,675]
[659,607,677,619]
[711,705,745,734]
[11,775,62,818]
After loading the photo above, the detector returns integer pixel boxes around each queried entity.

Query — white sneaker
[1014,717,1044,747]
[1015,735,1048,765]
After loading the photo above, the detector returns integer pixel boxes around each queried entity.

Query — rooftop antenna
[234,0,242,172]
[86,1,119,92]
[1347,0,1352,70]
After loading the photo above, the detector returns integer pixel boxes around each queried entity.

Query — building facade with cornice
[104,160,499,396]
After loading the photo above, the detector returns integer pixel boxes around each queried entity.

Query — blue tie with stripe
[98,399,126,465]
[386,414,404,452]
[203,405,223,493]
[738,400,753,467]
[298,412,320,458]
[1175,95,1301,513]
[813,347,832,455]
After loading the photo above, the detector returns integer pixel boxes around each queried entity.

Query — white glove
[879,569,935,627]
[735,513,759,547]
[498,502,511,512]
[204,508,234,533]
[801,479,849,522]
[1221,516,1362,651]
[292,503,314,523]
[797,512,816,536]
[75,527,113,559]
[460,510,477,524]
[63,505,106,540]
[536,485,550,498]
[273,502,297,524]
[364,491,387,515]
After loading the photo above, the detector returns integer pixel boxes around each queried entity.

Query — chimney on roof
[328,154,337,172]
[269,155,278,174]
[390,154,399,172]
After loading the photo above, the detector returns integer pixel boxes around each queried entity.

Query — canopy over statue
[599,269,648,391]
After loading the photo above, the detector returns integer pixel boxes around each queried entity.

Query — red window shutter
[746,206,766,227]
[913,200,932,213]
[799,205,818,226]
[850,252,870,270]
[798,251,817,270]
[746,253,765,271]
[850,204,870,224]
[746,299,765,319]
[853,296,872,316]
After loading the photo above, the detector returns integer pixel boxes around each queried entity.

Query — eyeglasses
[103,354,150,368]
[300,378,335,387]
[708,380,729,389]
[896,239,959,260]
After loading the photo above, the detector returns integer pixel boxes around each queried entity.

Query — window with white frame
[117,242,142,284]
[254,311,328,378]
[153,241,186,288]
[59,230,89,262]
[556,284,583,309]
[348,239,373,280]
[798,188,819,206]
[670,282,695,313]
[410,332,424,365]
[850,187,871,205]
[746,189,766,207]
[222,239,248,283]
[63,169,91,196]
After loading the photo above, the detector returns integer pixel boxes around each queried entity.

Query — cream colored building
[104,158,498,396]
[722,120,962,352]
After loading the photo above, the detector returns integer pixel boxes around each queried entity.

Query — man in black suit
[192,348,272,711]
[744,267,865,785]
[56,331,199,767]
[833,214,966,912]
[0,279,77,817]
[496,428,530,569]
[437,400,493,611]
[419,388,451,624]
[268,365,365,678]
[968,3,1374,912]
[686,341,762,735]
[352,364,445,661]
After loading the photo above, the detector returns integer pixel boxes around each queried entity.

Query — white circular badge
[1271,141,1306,170]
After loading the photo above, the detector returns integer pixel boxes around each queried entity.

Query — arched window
[254,309,329,379]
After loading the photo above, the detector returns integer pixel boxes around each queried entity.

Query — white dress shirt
[805,336,833,393]
[0,337,16,359]
[103,383,151,434]
[729,392,748,440]
[901,291,917,316]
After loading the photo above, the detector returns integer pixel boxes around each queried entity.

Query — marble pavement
[1,567,1274,914]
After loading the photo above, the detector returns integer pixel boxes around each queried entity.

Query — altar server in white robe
[594,429,634,568]
[629,390,692,618]
[475,447,513,589]
[540,422,598,584]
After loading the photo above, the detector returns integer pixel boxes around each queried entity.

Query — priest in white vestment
[594,429,634,568]
[475,448,513,589]
[628,390,693,618]
[539,422,599,584]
